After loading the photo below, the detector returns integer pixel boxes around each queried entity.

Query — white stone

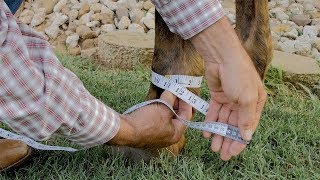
[304,2,316,12]
[52,13,69,26]
[85,0,100,4]
[130,9,144,23]
[311,48,319,58]
[295,35,313,56]
[68,10,79,22]
[117,0,129,9]
[101,5,114,14]
[128,23,145,33]
[142,17,155,29]
[275,10,289,21]
[71,2,82,10]
[272,31,281,41]
[279,39,296,53]
[148,7,155,14]
[86,21,100,28]
[53,0,67,13]
[116,7,129,19]
[101,0,118,11]
[66,34,80,48]
[114,17,119,28]
[93,28,101,36]
[18,9,34,24]
[312,18,320,25]
[283,28,299,39]
[268,1,277,9]
[145,12,154,19]
[143,0,154,10]
[45,26,60,39]
[277,0,290,8]
[79,11,94,25]
[65,30,74,36]
[90,3,103,13]
[127,0,143,10]
[118,16,131,30]
[70,0,79,4]
[313,38,320,51]
[45,13,69,39]
[30,8,46,27]
[288,3,304,15]
[303,26,319,37]
[101,24,116,33]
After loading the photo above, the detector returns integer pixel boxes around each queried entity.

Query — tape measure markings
[0,71,248,152]
[151,71,248,144]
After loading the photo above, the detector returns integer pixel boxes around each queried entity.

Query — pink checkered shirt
[0,2,119,147]
[151,0,225,39]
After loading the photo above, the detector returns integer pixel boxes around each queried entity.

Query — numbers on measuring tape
[0,72,248,152]
[151,71,249,144]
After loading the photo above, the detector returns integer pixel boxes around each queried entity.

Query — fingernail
[243,130,253,141]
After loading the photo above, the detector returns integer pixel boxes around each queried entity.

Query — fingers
[219,138,233,161]
[255,86,267,125]
[171,118,187,143]
[226,111,246,157]
[172,100,192,137]
[160,90,177,107]
[238,92,258,141]
[203,100,222,138]
[160,91,191,144]
[211,104,231,152]
[176,100,192,120]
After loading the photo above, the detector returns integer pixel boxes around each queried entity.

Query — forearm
[0,1,120,147]
[190,17,250,65]
[106,115,136,147]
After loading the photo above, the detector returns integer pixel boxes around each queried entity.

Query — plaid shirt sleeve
[0,2,120,147]
[151,0,225,39]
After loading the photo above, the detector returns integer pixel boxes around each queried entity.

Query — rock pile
[223,0,320,61]
[17,0,320,61]
[17,0,155,57]
[268,0,320,61]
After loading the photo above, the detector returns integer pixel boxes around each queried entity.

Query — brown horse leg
[144,10,204,157]
[115,0,273,161]
[235,0,273,79]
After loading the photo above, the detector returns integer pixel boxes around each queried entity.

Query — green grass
[1,55,319,179]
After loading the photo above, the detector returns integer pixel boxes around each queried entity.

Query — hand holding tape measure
[0,70,265,161]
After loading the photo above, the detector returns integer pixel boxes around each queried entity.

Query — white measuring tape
[150,71,248,144]
[0,71,248,152]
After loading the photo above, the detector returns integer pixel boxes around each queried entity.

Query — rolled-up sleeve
[0,2,120,147]
[151,0,225,39]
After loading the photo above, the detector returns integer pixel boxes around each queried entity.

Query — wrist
[107,114,138,147]
[191,16,245,64]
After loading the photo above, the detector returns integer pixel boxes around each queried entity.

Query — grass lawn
[1,55,319,179]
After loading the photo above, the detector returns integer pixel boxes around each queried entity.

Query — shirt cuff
[62,92,121,148]
[151,0,225,39]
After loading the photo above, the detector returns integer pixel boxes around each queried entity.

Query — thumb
[176,100,192,121]
[160,90,177,107]
[238,96,257,141]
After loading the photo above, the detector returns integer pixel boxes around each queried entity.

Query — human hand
[191,17,267,160]
[108,91,192,148]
